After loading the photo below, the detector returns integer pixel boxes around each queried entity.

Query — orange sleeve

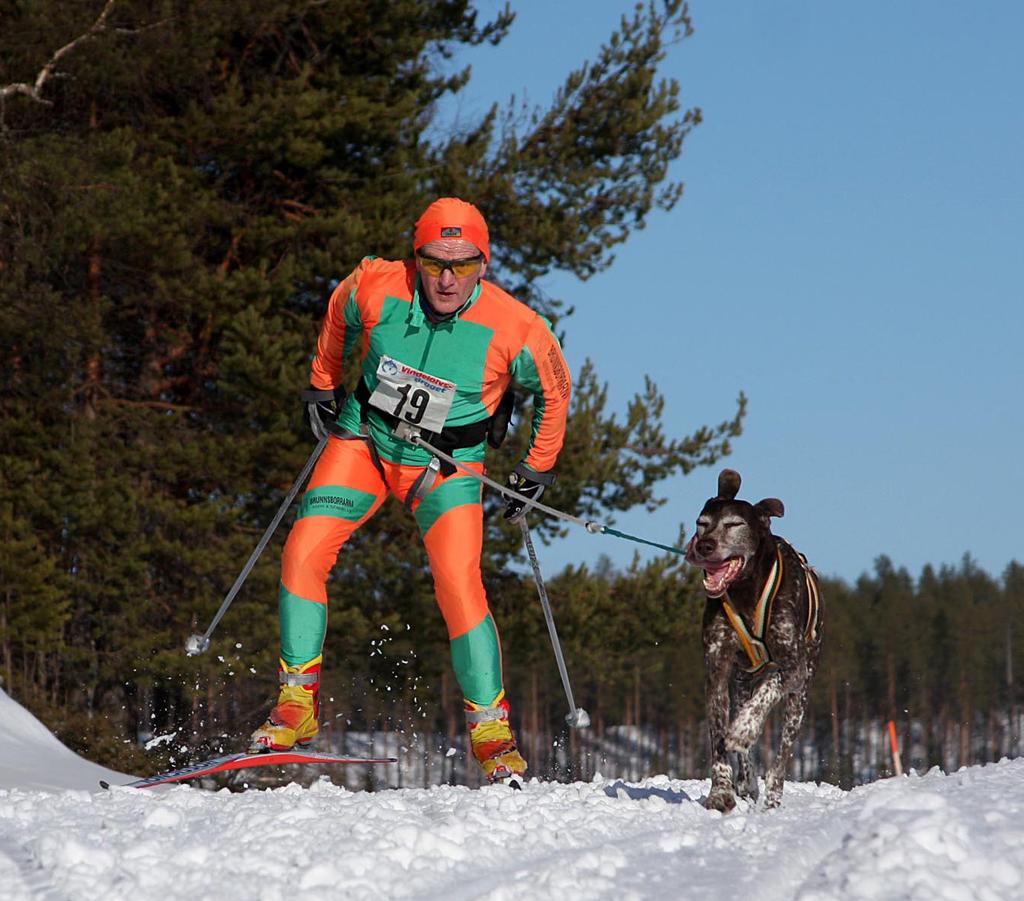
[516,315,572,473]
[309,259,370,389]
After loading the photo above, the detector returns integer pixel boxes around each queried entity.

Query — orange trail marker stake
[887,719,904,776]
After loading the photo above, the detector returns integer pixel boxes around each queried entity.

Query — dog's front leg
[705,674,736,813]
[764,683,809,808]
[731,677,759,802]
[725,670,782,753]
[703,620,737,813]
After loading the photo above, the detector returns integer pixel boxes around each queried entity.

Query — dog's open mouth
[700,557,744,598]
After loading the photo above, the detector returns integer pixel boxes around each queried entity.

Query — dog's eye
[723,520,745,529]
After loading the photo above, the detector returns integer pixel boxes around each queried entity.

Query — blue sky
[440,1,1023,583]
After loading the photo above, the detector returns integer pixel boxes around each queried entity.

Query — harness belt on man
[335,379,502,509]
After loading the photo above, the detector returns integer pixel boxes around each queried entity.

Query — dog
[685,468,823,811]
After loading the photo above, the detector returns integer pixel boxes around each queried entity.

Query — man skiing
[250,197,572,782]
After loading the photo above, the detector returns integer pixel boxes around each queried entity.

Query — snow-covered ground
[0,689,1022,900]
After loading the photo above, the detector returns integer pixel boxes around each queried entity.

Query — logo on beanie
[440,226,462,237]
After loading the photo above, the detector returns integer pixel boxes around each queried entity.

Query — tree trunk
[83,236,104,420]
[2,604,11,692]
[530,669,539,779]
[830,678,840,780]
[886,651,897,720]
[959,679,971,767]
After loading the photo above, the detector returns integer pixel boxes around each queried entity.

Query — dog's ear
[717,469,741,500]
[755,498,785,521]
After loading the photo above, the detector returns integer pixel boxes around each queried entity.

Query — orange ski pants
[277,436,503,705]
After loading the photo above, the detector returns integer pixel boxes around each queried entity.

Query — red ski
[100,750,397,789]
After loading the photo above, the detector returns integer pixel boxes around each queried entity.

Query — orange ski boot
[465,693,527,785]
[249,655,321,753]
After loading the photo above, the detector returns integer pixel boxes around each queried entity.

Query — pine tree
[1,0,744,768]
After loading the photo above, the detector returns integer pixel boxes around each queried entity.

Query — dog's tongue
[702,558,743,597]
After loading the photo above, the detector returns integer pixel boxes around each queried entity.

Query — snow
[0,690,128,793]
[0,689,1023,900]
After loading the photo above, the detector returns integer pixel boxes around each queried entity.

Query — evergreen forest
[2,1,1021,788]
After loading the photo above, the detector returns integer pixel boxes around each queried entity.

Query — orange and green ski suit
[278,256,571,705]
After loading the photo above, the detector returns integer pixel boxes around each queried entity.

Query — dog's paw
[704,789,737,814]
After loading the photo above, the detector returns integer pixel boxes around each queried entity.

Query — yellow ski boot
[465,693,527,785]
[249,655,321,753]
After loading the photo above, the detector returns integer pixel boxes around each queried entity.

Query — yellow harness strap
[720,540,821,674]
[797,547,822,642]
[722,544,784,674]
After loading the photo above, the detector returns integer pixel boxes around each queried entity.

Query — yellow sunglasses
[416,253,484,279]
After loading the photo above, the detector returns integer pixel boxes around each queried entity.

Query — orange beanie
[413,197,490,261]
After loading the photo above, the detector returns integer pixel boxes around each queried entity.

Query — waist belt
[353,378,498,509]
[354,378,491,476]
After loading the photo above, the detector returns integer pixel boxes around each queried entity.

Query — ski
[100,750,397,789]
[488,764,524,791]
[497,774,523,791]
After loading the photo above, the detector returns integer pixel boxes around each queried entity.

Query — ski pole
[519,517,590,729]
[184,435,329,656]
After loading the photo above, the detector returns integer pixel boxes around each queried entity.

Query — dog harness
[722,538,821,675]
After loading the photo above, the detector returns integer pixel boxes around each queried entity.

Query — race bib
[367,356,457,433]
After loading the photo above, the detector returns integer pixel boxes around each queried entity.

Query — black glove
[503,463,556,523]
[301,386,346,440]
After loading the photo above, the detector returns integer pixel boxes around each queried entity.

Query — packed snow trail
[0,764,1022,899]
[0,689,1023,899]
